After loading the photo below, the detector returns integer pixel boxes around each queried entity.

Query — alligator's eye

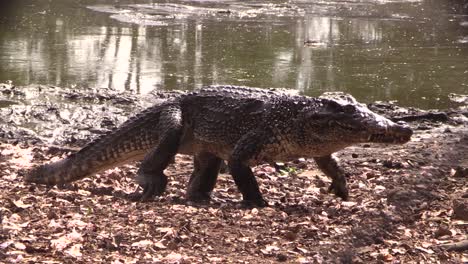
[327,100,342,111]
[343,105,355,114]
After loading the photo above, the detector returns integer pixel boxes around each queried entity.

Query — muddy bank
[0,83,467,263]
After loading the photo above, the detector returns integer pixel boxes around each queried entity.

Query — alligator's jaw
[367,124,413,144]
[352,103,413,145]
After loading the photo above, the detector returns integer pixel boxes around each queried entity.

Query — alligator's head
[300,93,412,148]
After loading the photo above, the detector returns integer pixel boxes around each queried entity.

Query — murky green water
[0,0,467,109]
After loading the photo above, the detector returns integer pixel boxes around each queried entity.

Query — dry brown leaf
[157,227,176,237]
[154,241,167,249]
[48,219,64,228]
[131,240,153,248]
[67,219,90,229]
[67,229,84,242]
[415,246,434,254]
[65,244,83,258]
[341,201,357,207]
[295,246,308,254]
[164,252,185,263]
[261,244,280,255]
[13,242,26,250]
[392,247,407,255]
[381,253,394,262]
[51,236,71,251]
[50,229,83,251]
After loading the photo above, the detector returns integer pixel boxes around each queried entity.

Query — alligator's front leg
[314,154,348,200]
[186,152,222,202]
[135,107,183,201]
[228,131,269,207]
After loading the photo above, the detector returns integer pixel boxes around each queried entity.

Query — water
[0,0,467,109]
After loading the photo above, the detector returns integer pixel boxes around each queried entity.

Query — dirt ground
[0,84,467,263]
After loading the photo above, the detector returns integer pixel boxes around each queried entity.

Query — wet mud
[0,83,467,262]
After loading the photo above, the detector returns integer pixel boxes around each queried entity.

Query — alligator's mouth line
[336,121,412,144]
[335,122,357,131]
[367,133,410,144]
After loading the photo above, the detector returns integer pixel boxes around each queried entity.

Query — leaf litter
[0,85,467,263]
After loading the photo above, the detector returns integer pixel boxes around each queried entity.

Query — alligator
[25,85,413,207]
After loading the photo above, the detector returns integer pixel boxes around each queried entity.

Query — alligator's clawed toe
[328,182,349,201]
[186,197,212,207]
[186,192,211,203]
[128,191,144,202]
[141,182,167,201]
[135,173,168,201]
[139,184,158,201]
[241,198,269,208]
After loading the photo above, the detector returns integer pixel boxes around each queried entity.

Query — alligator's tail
[25,104,166,185]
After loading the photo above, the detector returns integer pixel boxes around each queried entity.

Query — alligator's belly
[177,138,233,161]
[177,139,299,165]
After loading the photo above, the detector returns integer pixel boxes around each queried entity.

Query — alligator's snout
[367,121,413,144]
[390,122,413,143]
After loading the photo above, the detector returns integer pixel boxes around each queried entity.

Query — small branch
[439,239,468,252]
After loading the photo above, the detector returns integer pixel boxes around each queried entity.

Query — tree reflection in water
[0,0,467,109]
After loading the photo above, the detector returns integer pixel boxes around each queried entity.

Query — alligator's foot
[186,192,211,204]
[140,183,166,201]
[241,198,269,208]
[135,173,168,201]
[128,191,144,202]
[328,181,349,201]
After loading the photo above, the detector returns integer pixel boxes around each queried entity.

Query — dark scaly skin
[25,101,177,185]
[25,85,413,206]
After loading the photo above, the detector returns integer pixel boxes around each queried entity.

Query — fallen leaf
[295,246,308,254]
[415,246,434,254]
[50,230,83,251]
[154,241,167,249]
[164,252,185,263]
[392,247,407,255]
[51,236,71,251]
[434,226,453,238]
[341,201,357,207]
[13,242,26,250]
[12,200,32,209]
[67,229,84,242]
[157,227,176,238]
[131,240,153,248]
[0,241,13,249]
[261,244,280,255]
[65,244,82,258]
[380,253,393,262]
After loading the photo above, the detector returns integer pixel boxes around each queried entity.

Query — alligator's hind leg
[186,152,222,202]
[136,107,183,201]
[314,154,348,200]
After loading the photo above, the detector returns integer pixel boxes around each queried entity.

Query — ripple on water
[457,36,468,44]
[109,13,171,27]
[86,0,427,27]
[86,2,305,26]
